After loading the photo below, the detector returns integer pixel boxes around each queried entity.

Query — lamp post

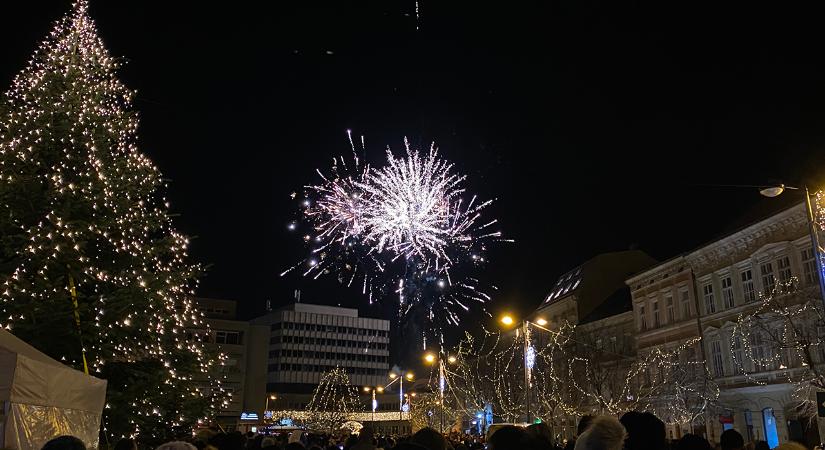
[364,386,384,424]
[424,351,458,433]
[387,370,414,421]
[264,394,277,424]
[759,184,825,307]
[500,314,551,424]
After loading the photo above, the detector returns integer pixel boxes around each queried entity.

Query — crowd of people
[40,410,822,450]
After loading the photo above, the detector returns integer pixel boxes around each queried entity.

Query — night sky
[3,1,825,327]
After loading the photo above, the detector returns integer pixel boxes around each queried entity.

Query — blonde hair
[775,444,806,450]
[574,416,627,450]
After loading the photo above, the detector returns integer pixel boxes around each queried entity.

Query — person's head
[411,428,448,450]
[774,444,806,450]
[753,441,769,450]
[284,444,305,450]
[674,434,712,450]
[115,438,138,450]
[577,416,595,437]
[156,442,198,450]
[573,416,626,450]
[487,426,530,450]
[619,412,665,450]
[261,437,276,449]
[359,427,375,442]
[719,430,744,450]
[43,436,86,450]
[527,422,553,445]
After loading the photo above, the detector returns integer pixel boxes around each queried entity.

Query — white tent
[0,329,107,450]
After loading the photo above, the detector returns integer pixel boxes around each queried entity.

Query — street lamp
[386,369,414,421]
[424,351,458,433]
[265,394,277,419]
[364,386,384,424]
[758,184,825,306]
[500,314,554,424]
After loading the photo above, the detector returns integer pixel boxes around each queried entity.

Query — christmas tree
[304,367,361,432]
[0,1,221,443]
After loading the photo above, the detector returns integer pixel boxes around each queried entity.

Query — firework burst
[284,134,506,334]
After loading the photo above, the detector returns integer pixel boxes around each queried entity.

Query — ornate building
[628,203,824,447]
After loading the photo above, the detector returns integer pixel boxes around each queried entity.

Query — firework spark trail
[284,134,506,332]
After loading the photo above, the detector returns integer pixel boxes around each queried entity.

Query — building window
[665,295,675,323]
[703,283,715,314]
[761,262,775,294]
[750,332,769,372]
[741,269,755,303]
[721,276,734,309]
[802,247,819,285]
[215,330,243,345]
[711,339,724,378]
[680,290,691,318]
[777,256,792,283]
[639,306,647,331]
[652,301,660,328]
[731,335,744,374]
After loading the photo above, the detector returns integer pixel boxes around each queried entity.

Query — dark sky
[3,0,825,326]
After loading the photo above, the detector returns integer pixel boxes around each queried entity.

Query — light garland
[730,277,825,417]
[0,0,222,443]
[302,367,362,431]
[435,321,718,428]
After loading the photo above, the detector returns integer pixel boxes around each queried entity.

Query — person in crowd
[261,437,278,450]
[410,428,448,450]
[42,436,86,450]
[573,416,626,450]
[673,434,712,450]
[719,430,744,450]
[620,411,666,450]
[344,434,359,450]
[487,425,531,450]
[752,441,769,450]
[565,415,595,450]
[157,442,198,450]
[773,443,805,450]
[527,422,555,450]
[114,438,138,450]
[350,427,375,450]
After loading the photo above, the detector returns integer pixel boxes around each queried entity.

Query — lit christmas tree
[304,368,361,432]
[0,1,221,443]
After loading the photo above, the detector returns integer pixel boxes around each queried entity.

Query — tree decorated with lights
[303,367,361,432]
[444,322,718,435]
[730,278,825,417]
[0,1,221,442]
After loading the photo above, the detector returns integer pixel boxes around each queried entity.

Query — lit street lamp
[499,314,552,424]
[265,394,277,421]
[364,386,384,424]
[387,369,414,421]
[758,184,825,307]
[423,350,458,433]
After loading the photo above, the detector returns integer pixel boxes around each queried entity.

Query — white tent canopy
[0,329,107,450]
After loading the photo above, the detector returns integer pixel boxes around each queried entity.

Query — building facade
[529,250,656,440]
[628,203,825,447]
[196,298,269,429]
[250,302,404,432]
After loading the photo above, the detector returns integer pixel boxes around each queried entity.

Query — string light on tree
[0,1,223,443]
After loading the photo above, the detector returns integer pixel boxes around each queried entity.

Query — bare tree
[731,279,825,418]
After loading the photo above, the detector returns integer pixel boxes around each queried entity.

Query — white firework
[360,138,498,273]
[285,135,506,330]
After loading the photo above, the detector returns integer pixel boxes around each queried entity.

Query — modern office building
[253,302,391,391]
[195,298,269,429]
